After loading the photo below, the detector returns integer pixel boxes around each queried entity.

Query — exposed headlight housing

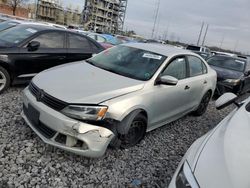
[176,161,199,188]
[61,105,108,121]
[223,79,241,86]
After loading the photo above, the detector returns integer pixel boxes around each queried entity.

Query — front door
[151,56,192,126]
[15,31,67,77]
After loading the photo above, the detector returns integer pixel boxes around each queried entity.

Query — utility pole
[219,34,225,49]
[234,39,239,52]
[35,0,39,19]
[151,0,160,39]
[155,14,161,39]
[202,24,209,46]
[197,21,204,46]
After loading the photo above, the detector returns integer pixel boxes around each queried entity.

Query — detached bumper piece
[22,87,115,158]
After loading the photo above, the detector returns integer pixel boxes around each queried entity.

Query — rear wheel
[120,114,147,148]
[0,66,10,94]
[192,91,211,116]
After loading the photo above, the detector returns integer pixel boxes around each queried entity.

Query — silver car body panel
[169,98,250,188]
[22,43,217,157]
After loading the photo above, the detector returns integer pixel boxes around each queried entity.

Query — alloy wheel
[0,70,7,91]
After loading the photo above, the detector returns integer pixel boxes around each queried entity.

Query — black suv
[0,24,104,93]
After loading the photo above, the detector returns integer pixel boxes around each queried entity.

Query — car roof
[12,23,67,31]
[122,43,194,57]
[211,54,248,62]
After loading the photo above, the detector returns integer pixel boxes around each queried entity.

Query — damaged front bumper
[21,88,115,158]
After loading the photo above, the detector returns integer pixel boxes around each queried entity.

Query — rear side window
[69,33,92,49]
[187,56,207,77]
[31,32,64,48]
[162,57,187,80]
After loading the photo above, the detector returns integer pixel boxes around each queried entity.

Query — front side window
[207,56,246,72]
[188,56,205,77]
[162,57,187,80]
[69,33,91,49]
[30,32,64,48]
[87,45,167,81]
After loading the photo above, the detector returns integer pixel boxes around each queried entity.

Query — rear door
[66,33,102,62]
[16,31,67,77]
[186,55,208,108]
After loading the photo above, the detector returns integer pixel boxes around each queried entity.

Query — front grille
[23,104,56,139]
[36,121,57,139]
[29,82,68,111]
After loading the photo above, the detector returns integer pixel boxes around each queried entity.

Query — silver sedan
[22,43,217,157]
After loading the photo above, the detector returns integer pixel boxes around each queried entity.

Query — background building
[36,0,81,25]
[83,0,128,33]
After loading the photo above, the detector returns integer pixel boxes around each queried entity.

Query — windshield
[207,56,246,72]
[0,20,19,32]
[0,25,40,46]
[87,45,167,81]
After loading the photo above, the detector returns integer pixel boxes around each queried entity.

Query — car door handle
[185,85,190,90]
[204,80,207,84]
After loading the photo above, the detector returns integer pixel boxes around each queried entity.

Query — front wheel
[120,114,147,149]
[0,66,10,94]
[192,92,211,116]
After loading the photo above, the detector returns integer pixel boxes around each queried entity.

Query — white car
[169,93,250,188]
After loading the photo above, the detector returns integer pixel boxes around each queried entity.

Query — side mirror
[215,92,238,110]
[156,75,178,86]
[244,70,250,76]
[27,41,40,51]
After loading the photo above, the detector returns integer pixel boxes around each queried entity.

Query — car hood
[193,104,250,188]
[32,61,145,104]
[210,65,243,80]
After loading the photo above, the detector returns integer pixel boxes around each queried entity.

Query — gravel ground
[0,87,247,188]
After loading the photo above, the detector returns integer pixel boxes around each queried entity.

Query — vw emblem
[37,89,45,102]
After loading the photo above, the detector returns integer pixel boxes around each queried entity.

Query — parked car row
[186,45,250,96]
[1,17,250,188]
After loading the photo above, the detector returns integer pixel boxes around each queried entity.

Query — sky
[45,0,250,53]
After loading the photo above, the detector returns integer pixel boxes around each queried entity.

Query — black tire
[0,66,10,94]
[192,91,211,116]
[120,113,147,149]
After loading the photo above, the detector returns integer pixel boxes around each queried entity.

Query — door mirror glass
[27,41,40,51]
[216,92,237,110]
[157,75,178,85]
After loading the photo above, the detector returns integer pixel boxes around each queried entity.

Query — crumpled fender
[116,109,144,135]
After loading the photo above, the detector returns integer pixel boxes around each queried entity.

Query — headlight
[223,79,240,86]
[176,161,199,188]
[61,105,108,121]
